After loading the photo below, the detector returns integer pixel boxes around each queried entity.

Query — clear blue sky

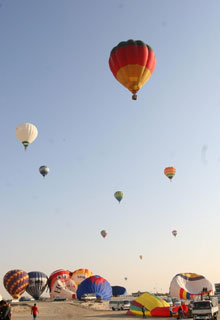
[1,0,220,298]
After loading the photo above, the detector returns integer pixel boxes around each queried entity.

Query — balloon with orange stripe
[164,167,176,181]
[3,269,29,299]
[109,39,156,100]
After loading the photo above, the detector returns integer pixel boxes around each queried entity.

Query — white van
[109,300,130,310]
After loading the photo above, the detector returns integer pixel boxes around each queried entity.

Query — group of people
[0,301,11,320]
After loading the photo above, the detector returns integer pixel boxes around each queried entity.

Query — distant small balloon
[39,166,50,177]
[172,230,177,237]
[101,230,107,238]
[114,191,124,203]
[139,255,143,260]
[124,277,128,281]
[16,123,38,150]
[164,167,176,181]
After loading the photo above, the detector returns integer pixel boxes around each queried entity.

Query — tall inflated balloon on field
[48,269,77,299]
[16,123,38,150]
[3,270,29,299]
[77,275,112,300]
[26,271,48,300]
[109,39,156,100]
[169,273,214,299]
[71,269,93,286]
[114,191,123,203]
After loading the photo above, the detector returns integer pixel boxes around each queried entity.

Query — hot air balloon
[124,277,128,281]
[3,270,29,299]
[139,255,143,260]
[109,39,156,100]
[77,275,112,300]
[71,269,93,286]
[164,167,176,181]
[100,230,107,238]
[48,269,77,299]
[112,286,127,297]
[26,271,48,300]
[16,123,38,150]
[39,166,50,177]
[169,273,214,299]
[172,230,177,237]
[114,191,123,203]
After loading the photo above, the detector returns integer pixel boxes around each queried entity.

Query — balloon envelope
[15,123,38,149]
[169,273,214,299]
[77,275,112,300]
[109,39,156,100]
[164,167,176,180]
[114,191,123,203]
[26,271,48,300]
[139,255,143,260]
[39,166,50,177]
[172,230,177,237]
[71,269,93,286]
[49,269,77,299]
[100,230,107,238]
[3,270,29,299]
[112,286,127,297]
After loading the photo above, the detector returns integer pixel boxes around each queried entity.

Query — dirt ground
[11,300,194,320]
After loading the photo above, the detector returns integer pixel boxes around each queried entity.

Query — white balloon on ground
[169,273,214,299]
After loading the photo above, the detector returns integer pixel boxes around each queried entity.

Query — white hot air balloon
[172,230,177,237]
[39,166,50,177]
[16,123,38,150]
[100,230,107,238]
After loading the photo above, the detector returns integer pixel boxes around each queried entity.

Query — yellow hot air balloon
[16,123,38,150]
[71,269,93,286]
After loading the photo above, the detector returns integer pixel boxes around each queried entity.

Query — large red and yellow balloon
[109,39,156,100]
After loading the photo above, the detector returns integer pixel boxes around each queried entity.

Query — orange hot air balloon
[164,167,176,181]
[109,39,156,100]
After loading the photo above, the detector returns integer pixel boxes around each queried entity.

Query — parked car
[109,300,130,311]
[81,293,96,301]
[172,298,181,306]
[163,297,173,306]
[19,296,31,301]
[53,297,67,301]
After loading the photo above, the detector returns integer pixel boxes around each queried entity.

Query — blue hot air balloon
[112,286,127,297]
[77,275,112,301]
[26,271,48,300]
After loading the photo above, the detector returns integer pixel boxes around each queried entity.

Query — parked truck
[192,296,218,320]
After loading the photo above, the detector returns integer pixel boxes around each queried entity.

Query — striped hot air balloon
[26,271,48,300]
[164,167,176,181]
[109,39,156,100]
[3,269,29,299]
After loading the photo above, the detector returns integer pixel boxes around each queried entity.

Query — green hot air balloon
[114,191,124,203]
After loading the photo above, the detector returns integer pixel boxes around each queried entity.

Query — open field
[11,300,194,320]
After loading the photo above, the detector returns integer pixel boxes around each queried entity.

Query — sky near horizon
[1,0,220,298]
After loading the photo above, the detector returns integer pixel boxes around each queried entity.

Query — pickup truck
[192,296,218,320]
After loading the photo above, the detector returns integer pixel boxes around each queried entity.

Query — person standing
[0,301,11,320]
[31,303,39,319]
[141,306,146,318]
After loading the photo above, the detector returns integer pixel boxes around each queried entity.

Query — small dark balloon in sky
[201,144,208,165]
